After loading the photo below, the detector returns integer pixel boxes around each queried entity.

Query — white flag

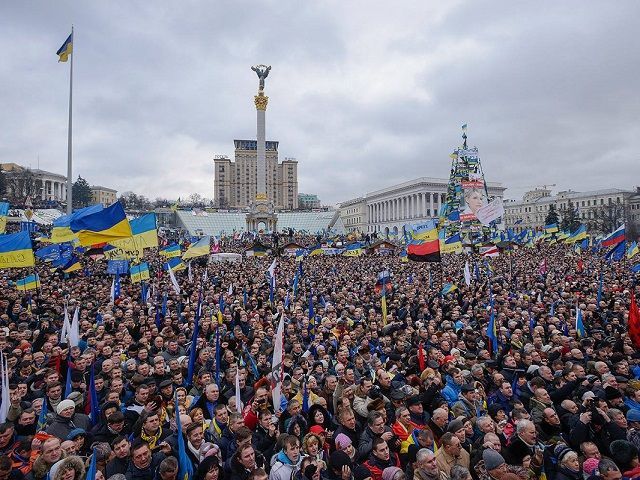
[60,305,71,343]
[464,261,471,286]
[110,277,116,303]
[68,307,80,348]
[228,284,233,296]
[235,369,242,413]
[271,312,285,412]
[188,261,193,282]
[168,264,181,295]
[267,259,277,279]
[0,354,9,423]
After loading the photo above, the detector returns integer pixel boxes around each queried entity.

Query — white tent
[208,253,242,263]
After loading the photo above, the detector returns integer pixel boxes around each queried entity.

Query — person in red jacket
[364,438,401,480]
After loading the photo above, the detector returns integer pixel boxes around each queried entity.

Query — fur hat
[50,456,85,480]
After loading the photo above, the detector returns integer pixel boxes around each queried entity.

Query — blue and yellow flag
[342,242,364,256]
[131,213,158,248]
[627,241,639,260]
[130,263,150,283]
[16,274,40,291]
[441,233,463,254]
[0,202,9,234]
[0,231,35,268]
[410,220,438,241]
[182,236,210,260]
[70,202,132,246]
[62,255,82,273]
[575,306,586,337]
[441,283,458,295]
[567,224,587,244]
[160,244,181,258]
[544,223,559,234]
[56,32,73,62]
[381,282,388,326]
[52,204,104,244]
[308,244,323,256]
[107,213,158,259]
[163,256,186,271]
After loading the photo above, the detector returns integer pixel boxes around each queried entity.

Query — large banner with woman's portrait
[459,173,487,222]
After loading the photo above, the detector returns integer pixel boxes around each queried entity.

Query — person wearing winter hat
[49,455,85,480]
[553,444,581,480]
[482,448,507,480]
[335,433,356,461]
[327,450,353,480]
[582,458,600,477]
[627,409,640,451]
[353,465,373,480]
[609,440,640,478]
[446,419,466,445]
[45,399,91,440]
[381,466,405,480]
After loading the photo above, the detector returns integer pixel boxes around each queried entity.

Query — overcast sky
[2,1,639,205]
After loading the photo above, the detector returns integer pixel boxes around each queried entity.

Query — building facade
[503,187,640,235]
[339,197,366,232]
[213,140,298,210]
[90,185,118,206]
[340,176,506,235]
[298,193,321,209]
[1,163,68,204]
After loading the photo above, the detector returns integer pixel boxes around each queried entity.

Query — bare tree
[593,201,626,235]
[6,168,37,202]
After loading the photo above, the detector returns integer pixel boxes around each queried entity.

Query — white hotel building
[339,177,506,235]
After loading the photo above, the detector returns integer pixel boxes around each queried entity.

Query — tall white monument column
[247,64,277,233]
[255,92,268,200]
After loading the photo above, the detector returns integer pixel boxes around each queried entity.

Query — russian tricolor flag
[602,224,625,247]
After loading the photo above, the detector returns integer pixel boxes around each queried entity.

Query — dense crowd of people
[0,233,639,480]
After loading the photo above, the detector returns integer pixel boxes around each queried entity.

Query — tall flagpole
[66,26,74,214]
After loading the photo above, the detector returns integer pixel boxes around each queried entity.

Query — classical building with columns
[339,176,506,235]
[1,163,68,204]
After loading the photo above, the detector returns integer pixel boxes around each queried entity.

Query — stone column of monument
[253,65,270,203]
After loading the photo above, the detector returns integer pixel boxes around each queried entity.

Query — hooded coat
[50,456,85,480]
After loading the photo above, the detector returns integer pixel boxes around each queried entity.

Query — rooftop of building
[1,163,67,180]
[90,185,117,192]
[505,188,638,206]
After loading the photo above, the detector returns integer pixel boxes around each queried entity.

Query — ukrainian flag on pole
[130,263,150,283]
[70,202,132,246]
[57,32,73,62]
[16,274,40,291]
[0,231,35,268]
[182,236,211,260]
[160,244,181,258]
